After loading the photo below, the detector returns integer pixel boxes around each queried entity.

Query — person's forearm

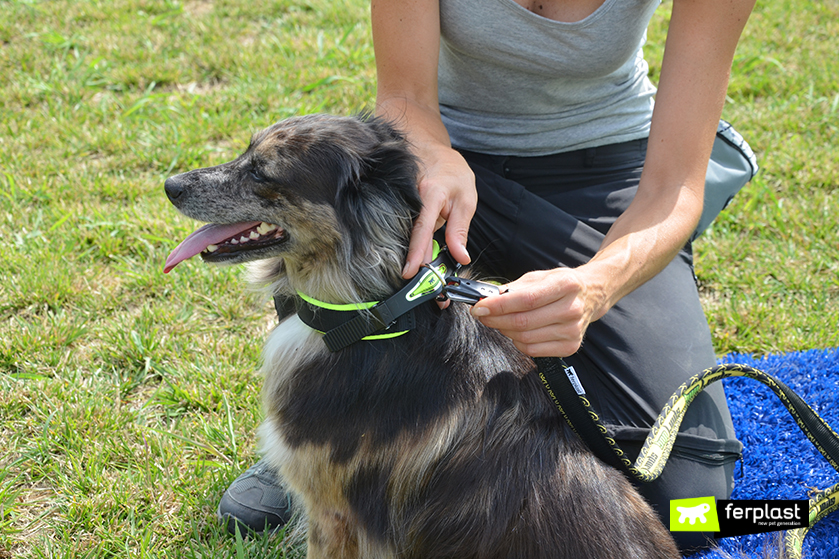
[371,0,446,149]
[371,0,477,273]
[375,96,454,163]
[580,180,704,321]
[581,0,756,320]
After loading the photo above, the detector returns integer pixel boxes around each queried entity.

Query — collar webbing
[297,242,454,351]
[296,293,416,348]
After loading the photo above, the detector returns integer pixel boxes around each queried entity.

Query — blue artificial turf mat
[692,348,839,559]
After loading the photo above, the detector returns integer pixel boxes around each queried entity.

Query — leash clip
[424,244,502,306]
[443,276,501,305]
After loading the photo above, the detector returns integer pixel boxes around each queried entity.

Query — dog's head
[164,114,422,301]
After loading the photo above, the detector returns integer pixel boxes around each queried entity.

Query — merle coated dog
[164,114,680,559]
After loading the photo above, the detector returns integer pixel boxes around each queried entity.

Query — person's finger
[443,196,474,266]
[475,296,584,335]
[471,278,554,319]
[403,203,441,278]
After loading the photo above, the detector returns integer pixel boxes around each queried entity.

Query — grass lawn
[1,0,837,556]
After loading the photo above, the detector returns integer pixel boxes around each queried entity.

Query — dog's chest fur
[257,306,525,481]
[258,307,542,550]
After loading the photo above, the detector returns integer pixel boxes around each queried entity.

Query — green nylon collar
[296,242,452,351]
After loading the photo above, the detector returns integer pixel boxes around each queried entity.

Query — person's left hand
[470,267,605,358]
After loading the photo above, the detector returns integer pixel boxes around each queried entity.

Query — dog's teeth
[249,231,260,240]
[230,238,239,245]
[257,222,278,235]
[205,244,218,253]
[239,236,250,243]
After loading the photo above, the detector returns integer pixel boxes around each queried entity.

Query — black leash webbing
[537,358,839,482]
[534,356,634,475]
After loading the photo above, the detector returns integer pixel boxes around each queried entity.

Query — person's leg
[460,143,742,554]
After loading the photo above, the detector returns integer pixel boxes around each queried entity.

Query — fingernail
[471,306,489,317]
[402,261,412,277]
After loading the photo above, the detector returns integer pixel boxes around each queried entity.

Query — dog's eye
[249,166,268,183]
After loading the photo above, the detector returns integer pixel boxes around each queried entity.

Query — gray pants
[460,140,742,554]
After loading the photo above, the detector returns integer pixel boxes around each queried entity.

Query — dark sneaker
[217,459,294,536]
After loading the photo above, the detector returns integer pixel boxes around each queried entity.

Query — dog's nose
[164,177,184,201]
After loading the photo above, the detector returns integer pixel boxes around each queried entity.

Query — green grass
[0,0,837,556]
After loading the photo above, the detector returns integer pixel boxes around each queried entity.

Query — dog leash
[536,356,839,558]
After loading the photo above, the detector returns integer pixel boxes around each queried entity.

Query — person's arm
[473,0,756,358]
[371,0,476,277]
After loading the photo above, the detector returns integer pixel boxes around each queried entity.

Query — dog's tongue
[164,221,262,273]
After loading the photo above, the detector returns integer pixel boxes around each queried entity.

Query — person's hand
[401,145,477,279]
[470,267,607,358]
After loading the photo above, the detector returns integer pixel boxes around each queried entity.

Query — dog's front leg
[306,509,360,559]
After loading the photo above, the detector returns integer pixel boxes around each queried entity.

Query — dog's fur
[165,114,681,559]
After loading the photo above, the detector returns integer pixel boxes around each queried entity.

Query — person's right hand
[401,143,477,279]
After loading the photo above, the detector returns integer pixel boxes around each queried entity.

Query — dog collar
[296,242,503,351]
[296,242,452,351]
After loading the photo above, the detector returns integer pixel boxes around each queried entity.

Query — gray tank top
[438,0,661,156]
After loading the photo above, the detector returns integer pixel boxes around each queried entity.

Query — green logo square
[670,496,720,532]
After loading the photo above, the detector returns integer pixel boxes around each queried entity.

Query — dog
[164,114,681,559]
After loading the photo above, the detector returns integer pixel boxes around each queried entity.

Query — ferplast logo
[715,499,808,538]
[670,497,809,537]
[670,496,720,532]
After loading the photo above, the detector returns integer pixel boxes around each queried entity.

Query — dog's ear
[333,117,422,257]
[358,121,423,219]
